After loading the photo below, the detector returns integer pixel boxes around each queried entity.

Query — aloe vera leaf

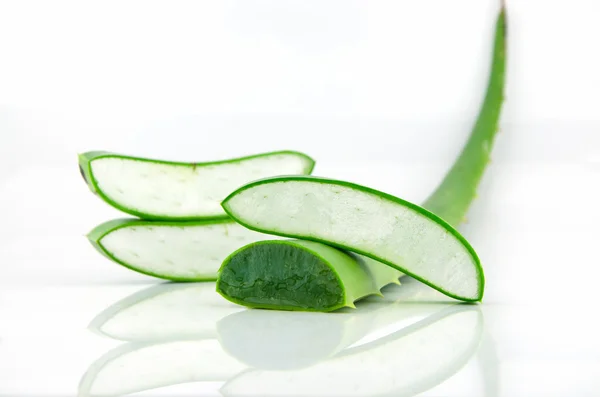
[79,150,315,220]
[422,6,506,225]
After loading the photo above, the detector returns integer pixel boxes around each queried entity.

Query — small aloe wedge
[218,5,506,305]
[88,218,272,281]
[79,150,315,220]
[217,240,401,312]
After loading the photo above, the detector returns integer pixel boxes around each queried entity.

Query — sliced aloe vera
[88,218,272,281]
[222,176,482,300]
[216,240,401,312]
[79,150,315,220]
[220,7,506,303]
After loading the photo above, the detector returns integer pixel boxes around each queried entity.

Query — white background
[1,0,600,395]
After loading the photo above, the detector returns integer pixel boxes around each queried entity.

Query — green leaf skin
[422,7,506,226]
[218,7,506,306]
[78,150,315,221]
[88,218,272,282]
[217,240,400,312]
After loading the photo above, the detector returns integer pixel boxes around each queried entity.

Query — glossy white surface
[2,0,600,395]
[1,279,599,396]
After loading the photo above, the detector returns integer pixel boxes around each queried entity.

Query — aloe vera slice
[89,283,242,342]
[88,218,272,281]
[220,7,506,303]
[216,240,401,312]
[79,150,315,220]
[222,176,482,301]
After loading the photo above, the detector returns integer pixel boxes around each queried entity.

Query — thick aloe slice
[222,177,482,301]
[220,7,506,303]
[79,340,246,397]
[89,283,242,342]
[221,305,482,397]
[216,240,401,312]
[79,150,315,220]
[88,218,272,281]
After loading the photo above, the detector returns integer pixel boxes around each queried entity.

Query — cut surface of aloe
[89,218,272,281]
[222,176,482,301]
[216,240,401,312]
[79,150,315,220]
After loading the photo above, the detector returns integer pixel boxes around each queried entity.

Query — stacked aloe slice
[81,5,505,312]
[80,151,316,281]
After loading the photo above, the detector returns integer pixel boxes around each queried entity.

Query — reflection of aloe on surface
[216,278,444,370]
[81,283,247,397]
[218,5,506,308]
[221,305,483,397]
[89,283,242,342]
[78,339,246,397]
[80,281,486,397]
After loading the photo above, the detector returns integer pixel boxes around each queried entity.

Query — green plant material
[219,7,506,305]
[78,150,315,220]
[222,177,481,301]
[88,218,272,281]
[216,240,401,312]
[422,6,506,226]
